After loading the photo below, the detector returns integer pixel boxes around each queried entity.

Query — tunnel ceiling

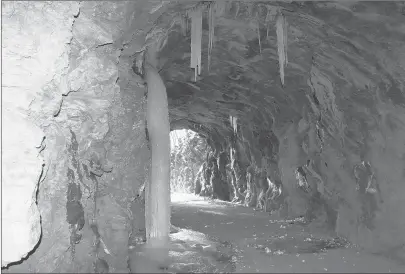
[141,1,405,153]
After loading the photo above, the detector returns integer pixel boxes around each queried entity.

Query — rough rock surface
[156,1,405,261]
[2,2,79,267]
[2,1,162,271]
[2,0,405,271]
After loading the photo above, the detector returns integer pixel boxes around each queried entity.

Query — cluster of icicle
[276,11,288,86]
[187,2,227,82]
[189,8,202,82]
[229,115,238,135]
[184,2,288,85]
[264,5,289,86]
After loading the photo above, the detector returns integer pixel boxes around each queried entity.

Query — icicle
[230,115,237,134]
[257,20,262,54]
[233,117,238,134]
[190,9,202,82]
[266,11,270,40]
[284,15,288,65]
[276,12,288,86]
[208,3,215,72]
[265,6,271,40]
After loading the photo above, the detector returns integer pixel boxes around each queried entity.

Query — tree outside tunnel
[170,129,212,194]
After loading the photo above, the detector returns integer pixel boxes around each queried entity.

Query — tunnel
[2,1,405,273]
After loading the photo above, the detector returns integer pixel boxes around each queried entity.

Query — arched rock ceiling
[147,1,405,146]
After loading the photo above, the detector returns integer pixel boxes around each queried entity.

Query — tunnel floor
[169,193,404,273]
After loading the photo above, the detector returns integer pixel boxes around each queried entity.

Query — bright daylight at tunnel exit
[2,1,405,273]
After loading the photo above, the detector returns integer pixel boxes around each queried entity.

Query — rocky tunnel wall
[2,1,405,270]
[2,1,164,272]
[159,1,405,262]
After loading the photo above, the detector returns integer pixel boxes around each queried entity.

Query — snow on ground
[169,192,404,273]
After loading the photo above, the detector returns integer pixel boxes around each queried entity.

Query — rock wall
[2,1,157,272]
[194,77,405,263]
[191,118,285,212]
[270,71,405,260]
[210,156,230,201]
[2,2,80,268]
[197,152,215,197]
[193,143,232,201]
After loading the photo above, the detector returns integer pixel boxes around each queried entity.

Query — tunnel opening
[169,129,211,196]
[3,1,405,272]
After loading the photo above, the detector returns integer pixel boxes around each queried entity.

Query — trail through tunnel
[2,1,405,273]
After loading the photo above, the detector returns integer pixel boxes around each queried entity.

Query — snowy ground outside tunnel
[170,192,404,273]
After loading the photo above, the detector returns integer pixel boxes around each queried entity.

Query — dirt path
[170,193,404,273]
